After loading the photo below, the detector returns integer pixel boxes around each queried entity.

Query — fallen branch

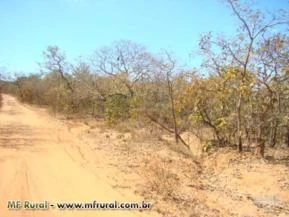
[145,112,190,149]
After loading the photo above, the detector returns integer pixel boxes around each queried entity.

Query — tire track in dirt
[0,95,155,217]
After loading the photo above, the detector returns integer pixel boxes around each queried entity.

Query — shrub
[105,93,130,124]
[143,159,180,198]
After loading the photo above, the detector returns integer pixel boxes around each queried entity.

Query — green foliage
[202,142,212,152]
[105,94,130,124]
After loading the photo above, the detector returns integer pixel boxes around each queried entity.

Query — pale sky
[0,0,288,74]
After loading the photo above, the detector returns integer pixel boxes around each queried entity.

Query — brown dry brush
[4,1,289,157]
[0,91,2,108]
[0,79,3,108]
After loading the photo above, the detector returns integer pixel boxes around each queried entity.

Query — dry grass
[142,158,180,198]
[57,115,289,217]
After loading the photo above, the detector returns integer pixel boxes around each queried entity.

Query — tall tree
[198,0,288,155]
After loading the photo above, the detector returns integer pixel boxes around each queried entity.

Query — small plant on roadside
[143,159,180,198]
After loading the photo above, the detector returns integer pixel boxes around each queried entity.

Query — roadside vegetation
[0,89,2,108]
[0,1,288,216]
[0,74,3,108]
[1,0,289,157]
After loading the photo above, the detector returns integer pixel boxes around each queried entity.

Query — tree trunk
[269,121,277,147]
[237,95,243,152]
[257,127,265,157]
[238,136,243,152]
[145,113,190,149]
[257,138,265,157]
[286,127,289,148]
[167,77,179,144]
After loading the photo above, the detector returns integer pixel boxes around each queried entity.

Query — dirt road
[0,95,151,217]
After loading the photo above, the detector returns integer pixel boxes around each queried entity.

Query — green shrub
[105,93,130,124]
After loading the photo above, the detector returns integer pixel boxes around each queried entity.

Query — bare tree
[91,40,154,98]
[41,46,79,113]
[42,46,74,92]
[144,51,190,149]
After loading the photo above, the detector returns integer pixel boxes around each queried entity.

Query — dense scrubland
[1,0,289,158]
[0,88,2,107]
[0,1,289,216]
